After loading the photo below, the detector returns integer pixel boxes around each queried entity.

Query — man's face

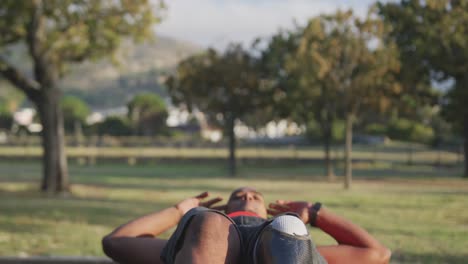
[226,187,268,218]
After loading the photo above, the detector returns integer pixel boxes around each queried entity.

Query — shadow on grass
[392,252,468,264]
[0,159,464,178]
[351,165,463,179]
[0,187,175,229]
[0,161,465,193]
[0,218,46,234]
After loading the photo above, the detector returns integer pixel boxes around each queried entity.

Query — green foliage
[305,119,321,140]
[168,44,273,175]
[387,119,415,141]
[411,122,435,144]
[387,118,434,144]
[285,9,401,184]
[442,82,468,135]
[379,0,468,175]
[0,82,24,112]
[306,119,345,142]
[331,120,346,142]
[0,0,163,75]
[0,112,13,130]
[96,116,132,136]
[431,111,458,146]
[168,44,273,136]
[168,45,270,125]
[0,98,8,114]
[257,31,300,121]
[0,97,14,130]
[127,93,168,136]
[378,0,468,136]
[364,123,387,136]
[271,9,401,134]
[128,93,167,118]
[61,95,90,132]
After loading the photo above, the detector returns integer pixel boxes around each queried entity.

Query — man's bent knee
[188,212,235,240]
[175,211,241,264]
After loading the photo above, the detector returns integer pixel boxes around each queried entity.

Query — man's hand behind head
[268,200,312,224]
[175,192,224,215]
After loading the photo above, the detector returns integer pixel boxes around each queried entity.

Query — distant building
[13,108,35,126]
[13,108,42,133]
[86,106,128,125]
[77,103,306,143]
[167,106,305,143]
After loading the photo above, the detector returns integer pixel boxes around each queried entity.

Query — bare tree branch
[0,55,41,103]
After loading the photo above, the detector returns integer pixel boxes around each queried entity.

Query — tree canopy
[127,93,168,136]
[167,44,272,176]
[378,0,468,177]
[61,95,90,133]
[262,10,401,187]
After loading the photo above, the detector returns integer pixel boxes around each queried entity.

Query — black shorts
[160,207,327,264]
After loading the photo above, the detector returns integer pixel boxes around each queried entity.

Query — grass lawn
[0,160,467,263]
[0,142,461,164]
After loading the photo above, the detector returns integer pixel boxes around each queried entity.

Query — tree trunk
[227,114,236,177]
[323,126,335,181]
[344,113,353,189]
[464,114,468,178]
[38,89,70,193]
[74,120,83,147]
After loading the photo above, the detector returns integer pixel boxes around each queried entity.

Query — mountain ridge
[1,35,204,109]
[61,34,203,108]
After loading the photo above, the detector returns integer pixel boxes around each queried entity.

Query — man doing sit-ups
[102,187,391,264]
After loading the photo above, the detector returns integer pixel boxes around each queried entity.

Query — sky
[156,0,387,50]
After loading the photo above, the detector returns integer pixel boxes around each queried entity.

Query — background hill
[1,35,203,109]
[63,35,202,109]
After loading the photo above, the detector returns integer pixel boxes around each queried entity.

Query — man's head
[225,187,268,218]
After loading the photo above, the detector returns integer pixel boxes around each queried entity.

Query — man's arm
[269,201,391,264]
[313,206,391,264]
[102,192,222,264]
[102,206,181,264]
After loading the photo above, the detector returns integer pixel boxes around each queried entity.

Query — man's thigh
[161,207,242,264]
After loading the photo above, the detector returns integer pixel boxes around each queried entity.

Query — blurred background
[0,0,467,263]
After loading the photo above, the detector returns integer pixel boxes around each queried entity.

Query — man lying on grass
[102,187,391,264]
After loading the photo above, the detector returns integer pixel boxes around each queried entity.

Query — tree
[290,10,400,189]
[258,27,340,181]
[0,81,25,113]
[0,98,14,131]
[97,116,132,137]
[127,93,168,136]
[167,44,270,176]
[62,95,90,146]
[61,95,90,143]
[378,0,468,177]
[0,0,163,193]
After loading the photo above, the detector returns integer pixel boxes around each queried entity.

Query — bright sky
[156,0,387,50]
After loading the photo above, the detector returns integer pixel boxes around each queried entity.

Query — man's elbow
[366,246,392,264]
[376,247,392,264]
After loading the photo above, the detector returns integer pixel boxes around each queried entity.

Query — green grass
[0,142,461,164]
[0,160,467,263]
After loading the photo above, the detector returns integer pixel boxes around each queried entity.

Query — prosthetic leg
[253,215,327,264]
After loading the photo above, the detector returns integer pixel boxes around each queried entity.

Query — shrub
[410,123,434,144]
[387,118,434,144]
[364,123,387,136]
[97,117,132,136]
